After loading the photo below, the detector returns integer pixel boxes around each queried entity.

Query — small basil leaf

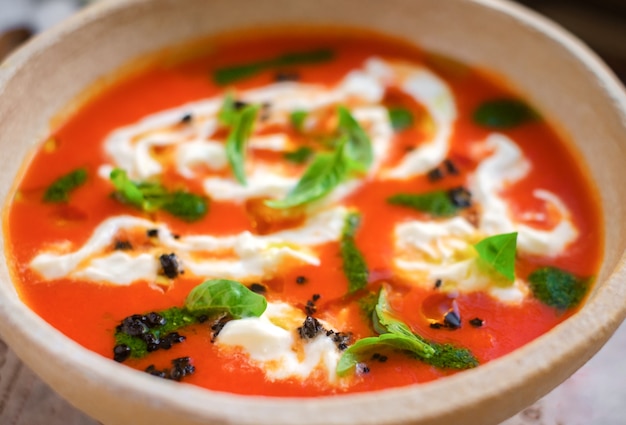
[161,191,209,222]
[226,104,259,185]
[110,168,208,221]
[388,107,414,131]
[387,190,459,217]
[474,232,517,282]
[374,287,434,355]
[110,168,148,209]
[528,266,590,309]
[338,106,373,171]
[43,168,87,203]
[341,212,369,293]
[265,138,349,209]
[218,92,238,126]
[473,99,538,129]
[289,110,308,131]
[213,49,334,86]
[337,334,430,376]
[283,146,314,164]
[185,279,267,319]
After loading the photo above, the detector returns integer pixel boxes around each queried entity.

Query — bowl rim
[0,0,625,424]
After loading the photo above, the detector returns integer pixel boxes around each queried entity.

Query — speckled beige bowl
[0,0,625,424]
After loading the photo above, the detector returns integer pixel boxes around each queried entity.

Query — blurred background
[0,0,625,82]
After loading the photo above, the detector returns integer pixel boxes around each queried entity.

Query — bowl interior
[0,0,625,424]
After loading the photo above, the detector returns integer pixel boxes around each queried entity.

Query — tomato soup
[4,29,602,397]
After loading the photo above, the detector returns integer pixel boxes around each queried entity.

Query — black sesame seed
[298,316,324,340]
[113,344,131,362]
[120,315,149,336]
[159,253,181,279]
[444,159,459,175]
[427,167,444,182]
[113,240,133,251]
[356,363,370,374]
[312,293,321,302]
[443,310,462,329]
[371,353,381,360]
[197,314,208,323]
[379,355,388,363]
[147,229,159,238]
[249,283,267,294]
[144,312,166,328]
[448,186,472,208]
[296,276,307,285]
[434,279,442,289]
[172,233,180,239]
[180,113,193,124]
[275,71,300,82]
[469,317,484,328]
[145,365,166,379]
[234,100,248,110]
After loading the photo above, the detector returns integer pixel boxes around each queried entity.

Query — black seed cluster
[159,253,182,279]
[145,357,195,382]
[113,240,133,251]
[371,352,388,363]
[443,310,461,329]
[427,159,459,182]
[304,293,320,315]
[469,317,484,328]
[298,316,324,340]
[429,308,462,330]
[448,187,472,208]
[326,329,352,350]
[114,312,185,362]
[210,315,230,342]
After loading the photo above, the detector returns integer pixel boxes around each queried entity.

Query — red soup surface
[4,28,602,397]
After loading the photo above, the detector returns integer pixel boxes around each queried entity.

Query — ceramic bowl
[0,0,625,424]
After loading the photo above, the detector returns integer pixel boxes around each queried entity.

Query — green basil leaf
[110,168,149,209]
[473,99,538,129]
[283,146,314,164]
[265,137,349,209]
[341,212,369,293]
[289,110,308,131]
[110,168,208,221]
[388,107,414,131]
[218,92,238,126]
[161,191,209,222]
[184,279,267,319]
[337,334,431,376]
[474,232,517,282]
[114,307,198,360]
[387,190,459,217]
[337,287,478,375]
[43,168,88,203]
[528,266,590,309]
[374,287,434,355]
[338,106,373,172]
[225,104,259,185]
[213,49,334,86]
